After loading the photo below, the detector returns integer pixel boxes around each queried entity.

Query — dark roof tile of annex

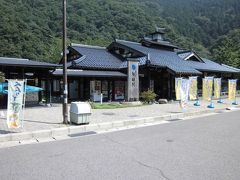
[176,51,238,73]
[0,57,59,68]
[185,58,238,73]
[70,44,123,70]
[221,64,240,72]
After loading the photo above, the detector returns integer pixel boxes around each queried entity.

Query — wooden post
[62,0,68,124]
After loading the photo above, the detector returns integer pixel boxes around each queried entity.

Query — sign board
[127,59,139,101]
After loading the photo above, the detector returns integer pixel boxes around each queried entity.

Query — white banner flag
[179,79,190,109]
[7,80,25,128]
[180,79,190,103]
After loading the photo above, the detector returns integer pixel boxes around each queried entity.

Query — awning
[52,69,127,78]
[0,82,43,94]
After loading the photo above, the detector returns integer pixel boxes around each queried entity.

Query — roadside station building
[52,29,240,102]
[0,29,239,104]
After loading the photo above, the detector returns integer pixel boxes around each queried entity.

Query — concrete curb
[0,106,239,143]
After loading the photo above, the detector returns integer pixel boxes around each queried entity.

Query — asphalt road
[0,110,240,180]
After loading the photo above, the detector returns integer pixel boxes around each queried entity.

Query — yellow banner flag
[228,80,237,101]
[202,77,213,101]
[214,78,221,99]
[175,78,182,100]
[189,77,198,100]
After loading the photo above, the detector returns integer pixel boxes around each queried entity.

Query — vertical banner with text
[189,77,198,100]
[228,79,237,101]
[202,77,214,101]
[175,78,182,100]
[180,79,190,104]
[7,80,25,128]
[214,78,221,99]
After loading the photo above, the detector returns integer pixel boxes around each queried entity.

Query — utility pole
[62,0,68,124]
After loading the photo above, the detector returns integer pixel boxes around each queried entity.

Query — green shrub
[140,90,157,104]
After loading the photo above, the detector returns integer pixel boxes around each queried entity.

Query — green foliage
[0,0,239,64]
[211,29,240,68]
[140,90,157,104]
[90,102,141,109]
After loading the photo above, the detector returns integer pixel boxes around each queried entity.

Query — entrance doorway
[69,80,79,100]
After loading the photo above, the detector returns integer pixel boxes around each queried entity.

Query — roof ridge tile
[71,43,106,49]
[115,39,141,45]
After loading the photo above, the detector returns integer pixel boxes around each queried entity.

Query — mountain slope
[0,0,239,66]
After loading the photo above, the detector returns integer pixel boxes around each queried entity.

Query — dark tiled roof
[221,64,240,72]
[0,57,59,68]
[141,39,178,49]
[52,69,127,77]
[68,41,239,75]
[115,40,201,74]
[70,44,123,70]
[177,51,238,73]
[116,40,239,74]
[184,58,238,73]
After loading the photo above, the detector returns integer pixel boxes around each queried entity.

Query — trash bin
[70,102,92,124]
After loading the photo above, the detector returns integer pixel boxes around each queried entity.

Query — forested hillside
[0,0,239,67]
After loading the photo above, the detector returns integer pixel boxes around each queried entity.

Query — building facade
[53,29,240,102]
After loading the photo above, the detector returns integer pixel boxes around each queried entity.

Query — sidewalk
[0,97,239,142]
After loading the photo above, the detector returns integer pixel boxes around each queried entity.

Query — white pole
[100,93,103,104]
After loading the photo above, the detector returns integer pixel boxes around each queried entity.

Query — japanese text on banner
[228,79,237,101]
[7,80,25,128]
[202,77,213,101]
[214,78,221,99]
[189,77,198,100]
[175,78,182,100]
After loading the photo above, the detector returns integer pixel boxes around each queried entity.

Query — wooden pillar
[78,78,81,101]
[45,79,51,104]
[148,69,151,90]
[38,78,42,103]
[107,80,110,101]
[167,73,171,99]
[112,80,115,101]
[169,74,173,99]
